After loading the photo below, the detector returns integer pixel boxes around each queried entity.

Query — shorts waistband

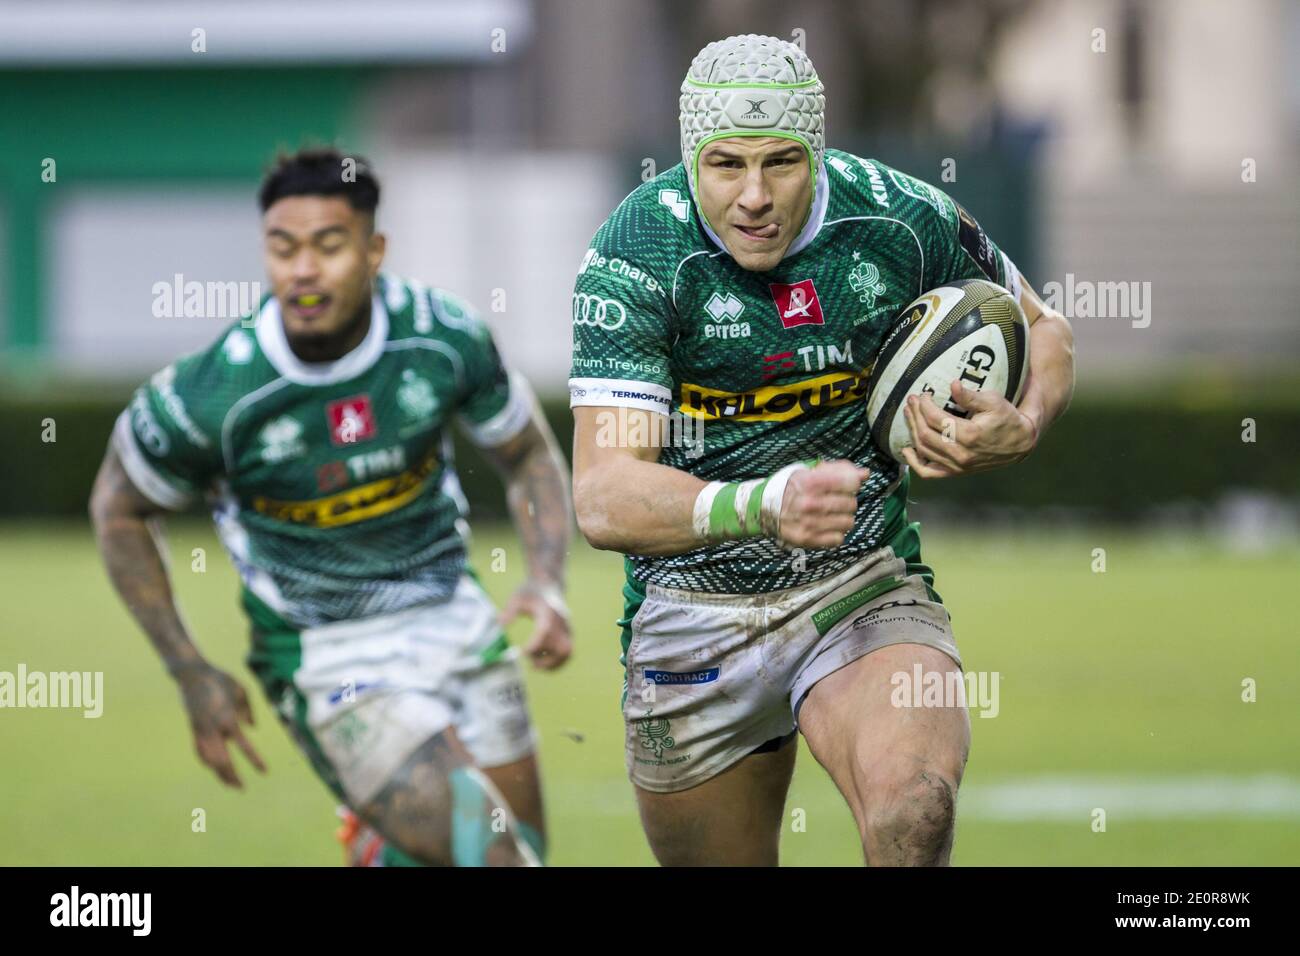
[642,547,902,609]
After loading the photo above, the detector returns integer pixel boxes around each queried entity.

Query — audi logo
[572,293,627,331]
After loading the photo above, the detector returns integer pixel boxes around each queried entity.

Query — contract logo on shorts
[644,668,719,685]
[637,712,676,758]
[572,292,627,331]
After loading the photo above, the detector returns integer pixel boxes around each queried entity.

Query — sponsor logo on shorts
[644,668,719,685]
[812,576,906,636]
[327,680,389,706]
[680,369,869,422]
[636,712,676,759]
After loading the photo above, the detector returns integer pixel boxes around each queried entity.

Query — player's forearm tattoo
[497,422,572,590]
[91,455,203,673]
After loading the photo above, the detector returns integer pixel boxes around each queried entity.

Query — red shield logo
[327,394,377,446]
[768,279,824,329]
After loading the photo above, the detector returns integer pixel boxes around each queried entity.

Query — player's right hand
[777,460,869,550]
[175,663,267,789]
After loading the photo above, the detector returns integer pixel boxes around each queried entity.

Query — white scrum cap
[679,34,825,199]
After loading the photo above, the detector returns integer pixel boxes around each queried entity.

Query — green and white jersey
[114,272,533,629]
[570,149,1023,594]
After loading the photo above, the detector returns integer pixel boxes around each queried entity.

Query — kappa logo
[659,189,690,222]
[327,394,377,446]
[769,279,825,329]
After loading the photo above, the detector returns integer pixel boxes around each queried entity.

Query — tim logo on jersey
[769,279,825,330]
[327,395,377,446]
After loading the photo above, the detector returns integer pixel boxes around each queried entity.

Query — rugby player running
[570,35,1074,865]
[91,149,572,867]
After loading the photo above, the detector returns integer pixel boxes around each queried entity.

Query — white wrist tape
[691,461,812,545]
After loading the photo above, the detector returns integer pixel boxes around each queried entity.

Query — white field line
[958,774,1300,820]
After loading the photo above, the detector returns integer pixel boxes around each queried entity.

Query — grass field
[1,519,1297,866]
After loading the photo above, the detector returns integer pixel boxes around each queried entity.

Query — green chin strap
[690,130,818,238]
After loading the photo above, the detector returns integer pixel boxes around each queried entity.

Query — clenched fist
[777,460,869,550]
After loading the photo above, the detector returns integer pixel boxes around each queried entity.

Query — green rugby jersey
[114,272,532,628]
[569,148,1024,593]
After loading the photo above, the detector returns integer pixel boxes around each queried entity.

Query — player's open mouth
[734,223,779,241]
[289,292,331,318]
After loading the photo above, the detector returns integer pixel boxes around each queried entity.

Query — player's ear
[366,229,386,275]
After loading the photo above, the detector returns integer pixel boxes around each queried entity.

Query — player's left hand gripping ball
[903,379,1038,478]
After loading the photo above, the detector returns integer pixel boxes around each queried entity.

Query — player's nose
[290,247,320,280]
[736,169,773,214]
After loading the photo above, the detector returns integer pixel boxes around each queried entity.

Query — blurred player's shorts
[623,547,961,793]
[250,574,536,805]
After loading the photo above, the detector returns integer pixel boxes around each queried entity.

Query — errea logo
[703,291,750,339]
[705,292,744,322]
[659,189,689,222]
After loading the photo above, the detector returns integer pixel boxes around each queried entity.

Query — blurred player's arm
[89,445,265,787]
[478,402,575,670]
[571,406,867,557]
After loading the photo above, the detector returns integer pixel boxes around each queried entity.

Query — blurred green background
[2,522,1296,866]
[2,0,1297,866]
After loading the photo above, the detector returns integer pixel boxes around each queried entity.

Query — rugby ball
[866,278,1029,463]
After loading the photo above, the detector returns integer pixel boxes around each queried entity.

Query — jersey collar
[256,290,389,386]
[692,158,830,264]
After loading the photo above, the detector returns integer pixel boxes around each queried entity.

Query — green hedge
[1,390,1295,520]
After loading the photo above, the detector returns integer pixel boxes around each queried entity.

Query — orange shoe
[335,806,385,867]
